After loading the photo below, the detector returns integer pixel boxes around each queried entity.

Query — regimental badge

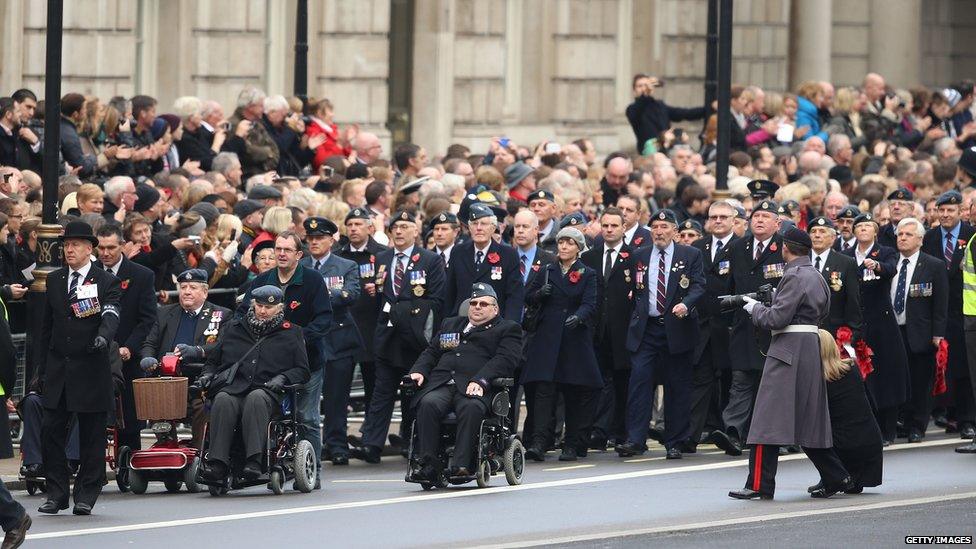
[829,271,842,292]
[309,219,318,229]
[490,266,503,280]
[413,285,426,297]
[718,260,730,275]
[439,332,460,349]
[679,274,689,289]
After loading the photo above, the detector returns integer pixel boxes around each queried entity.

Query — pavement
[11,428,976,548]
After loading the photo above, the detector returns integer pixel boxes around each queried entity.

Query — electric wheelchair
[401,376,525,490]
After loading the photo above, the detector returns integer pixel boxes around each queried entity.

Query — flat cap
[247,185,283,201]
[233,199,264,219]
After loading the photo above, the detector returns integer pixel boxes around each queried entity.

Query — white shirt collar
[624,224,639,242]
[899,249,921,266]
[394,245,415,259]
[811,249,830,268]
[606,240,623,254]
[70,261,92,280]
[753,236,772,250]
[184,304,204,316]
[201,121,214,132]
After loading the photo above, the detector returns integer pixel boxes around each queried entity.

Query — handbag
[209,336,267,394]
[521,268,549,333]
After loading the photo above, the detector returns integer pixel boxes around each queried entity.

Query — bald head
[863,72,886,102]
[798,151,823,175]
[605,157,633,190]
[355,132,382,163]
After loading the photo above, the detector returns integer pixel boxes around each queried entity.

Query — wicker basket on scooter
[133,377,188,420]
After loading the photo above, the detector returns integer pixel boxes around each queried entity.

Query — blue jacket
[796,96,828,142]
[300,253,363,360]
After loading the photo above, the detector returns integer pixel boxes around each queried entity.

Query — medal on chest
[490,266,503,280]
[829,271,842,292]
[439,332,461,349]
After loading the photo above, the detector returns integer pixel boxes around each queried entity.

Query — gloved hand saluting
[139,357,159,374]
[89,336,107,353]
[176,344,204,360]
[263,375,288,393]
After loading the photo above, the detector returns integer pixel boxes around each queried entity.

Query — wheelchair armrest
[180,362,204,376]
[491,378,515,388]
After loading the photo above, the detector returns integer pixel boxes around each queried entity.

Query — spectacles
[708,215,731,220]
[274,247,298,254]
[469,300,495,309]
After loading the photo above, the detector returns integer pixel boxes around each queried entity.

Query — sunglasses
[469,300,495,309]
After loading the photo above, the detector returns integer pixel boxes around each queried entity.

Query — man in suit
[616,209,705,459]
[808,217,863,341]
[689,200,738,453]
[529,190,560,252]
[922,191,976,438]
[581,207,635,449]
[710,198,786,455]
[353,210,445,463]
[37,222,122,516]
[444,203,523,321]
[300,216,363,466]
[616,194,652,248]
[832,206,860,252]
[407,283,521,481]
[878,188,914,250]
[140,269,230,448]
[95,224,157,451]
[428,211,460,269]
[893,217,948,442]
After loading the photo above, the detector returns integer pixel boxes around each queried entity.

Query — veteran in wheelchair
[193,286,313,493]
[404,283,524,489]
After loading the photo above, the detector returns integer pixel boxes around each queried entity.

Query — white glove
[742,295,758,314]
[222,243,238,263]
[204,250,219,263]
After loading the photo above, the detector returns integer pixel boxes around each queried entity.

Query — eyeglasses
[469,300,496,309]
[708,214,731,221]
[273,247,298,254]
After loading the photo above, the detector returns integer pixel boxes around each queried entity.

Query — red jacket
[305,118,350,173]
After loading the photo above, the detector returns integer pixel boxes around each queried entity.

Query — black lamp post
[714,0,733,192]
[294,0,309,104]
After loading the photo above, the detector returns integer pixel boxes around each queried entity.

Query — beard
[245,307,284,337]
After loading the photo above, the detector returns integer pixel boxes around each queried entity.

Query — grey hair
[799,174,827,195]
[897,217,925,238]
[514,209,540,229]
[263,94,289,113]
[212,152,240,175]
[826,133,850,156]
[172,96,202,121]
[200,100,222,119]
[236,85,266,109]
[933,137,956,157]
[103,176,134,201]
[668,144,692,159]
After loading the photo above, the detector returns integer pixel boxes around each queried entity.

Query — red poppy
[835,326,853,345]
[369,255,375,264]
[870,250,879,257]
[619,251,630,259]
[289,300,300,310]
[411,253,420,262]
[120,279,130,290]
[960,239,968,248]
[568,270,581,284]
[283,321,292,329]
[487,252,500,264]
[531,264,540,272]
[632,236,644,246]
[769,242,778,252]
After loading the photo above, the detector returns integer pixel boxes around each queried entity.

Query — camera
[718,284,774,312]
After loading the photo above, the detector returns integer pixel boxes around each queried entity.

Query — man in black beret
[808,216,863,349]
[406,283,521,482]
[528,190,559,252]
[832,205,860,252]
[428,211,460,269]
[878,187,915,249]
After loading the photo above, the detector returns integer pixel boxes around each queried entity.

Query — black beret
[304,216,338,236]
[527,189,555,203]
[468,202,495,222]
[836,205,861,220]
[748,179,778,199]
[345,207,372,223]
[252,285,284,305]
[734,206,747,220]
[650,209,678,225]
[247,185,283,200]
[778,200,798,216]
[782,226,812,248]
[559,212,588,229]
[680,219,703,233]
[853,213,878,227]
[233,199,264,219]
[470,282,498,301]
[429,211,458,228]
[177,269,208,284]
[807,216,836,231]
[752,199,779,216]
[887,187,914,201]
[388,210,416,229]
[936,190,963,207]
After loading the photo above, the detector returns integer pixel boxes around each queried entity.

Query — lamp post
[293,0,309,104]
[714,0,733,192]
[27,0,64,383]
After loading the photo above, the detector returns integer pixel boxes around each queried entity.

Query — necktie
[945,233,954,267]
[894,258,909,314]
[476,250,484,265]
[314,259,323,271]
[520,254,527,278]
[713,239,724,262]
[656,250,667,314]
[440,251,446,266]
[815,255,821,271]
[604,249,614,280]
[843,240,851,251]
[754,241,764,261]
[393,253,405,295]
[68,271,81,297]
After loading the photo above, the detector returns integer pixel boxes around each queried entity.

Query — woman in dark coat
[810,329,883,494]
[522,227,602,462]
[841,213,910,444]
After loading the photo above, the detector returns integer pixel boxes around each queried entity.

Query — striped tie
[68,271,81,298]
[656,250,667,314]
[945,233,954,268]
[393,253,405,295]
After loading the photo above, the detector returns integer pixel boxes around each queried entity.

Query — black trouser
[360,357,411,449]
[591,342,631,446]
[744,444,849,495]
[874,406,899,442]
[208,389,276,465]
[722,369,762,441]
[689,343,722,447]
[41,395,107,507]
[528,382,597,453]
[0,480,24,532]
[415,385,487,469]
[21,393,80,465]
[323,356,356,457]
[119,358,145,450]
[901,326,935,434]
[360,360,376,409]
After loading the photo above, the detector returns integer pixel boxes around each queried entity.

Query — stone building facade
[0,0,971,155]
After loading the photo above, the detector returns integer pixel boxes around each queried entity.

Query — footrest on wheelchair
[447,474,477,485]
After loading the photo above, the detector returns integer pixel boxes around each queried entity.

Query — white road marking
[474,491,976,548]
[541,464,595,472]
[330,479,404,483]
[25,436,962,540]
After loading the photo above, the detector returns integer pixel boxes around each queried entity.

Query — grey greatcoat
[745,256,833,448]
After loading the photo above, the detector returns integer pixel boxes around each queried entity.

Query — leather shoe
[2,513,30,549]
[908,430,923,443]
[614,442,645,457]
[524,446,546,462]
[810,476,855,498]
[37,500,67,514]
[707,430,742,456]
[807,481,823,494]
[955,442,976,454]
[72,502,92,516]
[19,463,41,479]
[588,436,608,451]
[331,454,349,466]
[728,488,772,500]
[961,424,976,439]
[558,447,578,462]
[241,460,263,480]
[352,445,381,464]
[201,460,228,482]
[647,427,664,443]
[882,439,893,447]
[678,440,697,454]
[844,483,864,494]
[666,447,682,460]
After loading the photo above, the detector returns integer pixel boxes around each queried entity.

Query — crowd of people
[0,67,968,531]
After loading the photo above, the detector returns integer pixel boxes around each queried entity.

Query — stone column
[0,0,25,95]
[410,0,454,153]
[868,0,921,87]
[789,0,831,88]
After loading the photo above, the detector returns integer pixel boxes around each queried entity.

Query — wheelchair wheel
[503,439,525,486]
[116,446,132,493]
[164,478,183,493]
[128,468,148,495]
[269,470,285,495]
[292,440,316,494]
[476,460,491,488]
[208,484,228,497]
[420,482,435,491]
[184,457,202,493]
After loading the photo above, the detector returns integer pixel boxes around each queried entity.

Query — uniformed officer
[528,190,560,252]
[37,221,122,516]
[95,224,157,451]
[428,211,460,269]
[729,226,853,500]
[354,210,446,463]
[710,197,786,456]
[407,283,522,481]
[140,268,230,448]
[445,203,523,321]
[832,206,860,252]
[892,217,948,443]
[337,207,388,407]
[197,286,311,482]
[617,209,705,459]
[921,191,975,438]
[808,216,863,342]
[678,219,703,246]
[878,188,914,250]
[300,216,364,466]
